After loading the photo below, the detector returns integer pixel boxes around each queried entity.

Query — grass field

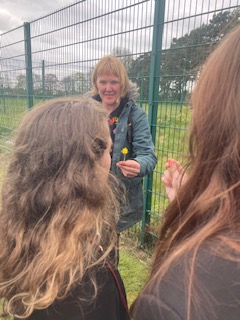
[119,240,150,305]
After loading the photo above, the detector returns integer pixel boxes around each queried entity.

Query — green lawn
[119,246,149,306]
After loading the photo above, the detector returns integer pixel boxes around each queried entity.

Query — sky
[0,0,239,76]
[1,0,239,35]
[0,0,76,33]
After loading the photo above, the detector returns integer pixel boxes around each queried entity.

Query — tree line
[122,9,239,101]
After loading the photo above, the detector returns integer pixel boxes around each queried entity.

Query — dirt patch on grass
[120,233,152,265]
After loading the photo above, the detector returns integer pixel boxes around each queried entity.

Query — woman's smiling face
[96,73,121,109]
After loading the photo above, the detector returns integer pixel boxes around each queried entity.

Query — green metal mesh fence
[0,0,239,245]
[148,1,240,245]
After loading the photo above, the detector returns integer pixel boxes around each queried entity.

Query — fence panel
[0,25,27,150]
[148,0,239,245]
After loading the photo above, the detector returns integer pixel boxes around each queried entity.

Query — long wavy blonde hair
[0,97,121,318]
[131,25,240,319]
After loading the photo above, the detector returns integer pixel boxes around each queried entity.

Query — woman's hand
[161,159,186,202]
[116,160,140,178]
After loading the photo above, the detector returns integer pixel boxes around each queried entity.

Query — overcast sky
[1,0,239,35]
[0,0,239,73]
[0,0,76,33]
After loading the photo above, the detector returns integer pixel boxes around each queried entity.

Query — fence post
[141,0,166,245]
[0,84,6,113]
[42,60,45,100]
[24,22,33,109]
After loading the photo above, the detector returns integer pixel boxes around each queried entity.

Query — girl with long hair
[131,25,240,320]
[0,97,130,320]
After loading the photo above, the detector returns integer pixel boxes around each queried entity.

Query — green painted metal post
[24,22,34,109]
[42,60,45,100]
[0,84,6,113]
[141,0,166,246]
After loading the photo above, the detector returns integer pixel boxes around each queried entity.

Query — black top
[25,262,130,320]
[92,94,128,145]
[108,97,128,143]
[133,245,240,320]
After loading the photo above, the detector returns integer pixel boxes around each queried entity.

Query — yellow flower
[121,147,129,155]
[121,147,129,161]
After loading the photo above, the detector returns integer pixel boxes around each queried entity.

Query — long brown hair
[132,25,240,319]
[0,97,121,318]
